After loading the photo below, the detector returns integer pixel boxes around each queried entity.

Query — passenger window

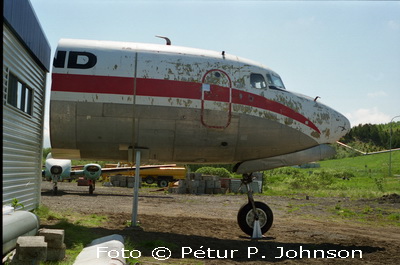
[250,73,267,89]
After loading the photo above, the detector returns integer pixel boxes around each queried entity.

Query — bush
[284,169,348,190]
[269,167,302,177]
[195,167,232,178]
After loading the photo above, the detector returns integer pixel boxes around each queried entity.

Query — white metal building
[3,0,51,211]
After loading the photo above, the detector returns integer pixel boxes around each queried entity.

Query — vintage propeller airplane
[42,153,102,195]
[43,153,178,195]
[49,38,350,236]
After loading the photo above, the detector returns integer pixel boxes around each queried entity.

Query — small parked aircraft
[43,153,122,195]
[43,153,177,195]
[49,38,350,236]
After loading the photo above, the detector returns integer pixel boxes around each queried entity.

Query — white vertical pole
[131,149,141,226]
[389,115,400,177]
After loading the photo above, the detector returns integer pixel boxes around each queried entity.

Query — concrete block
[205,188,214,194]
[230,179,242,193]
[47,243,66,261]
[198,180,206,193]
[194,173,202,180]
[16,236,47,261]
[214,180,221,189]
[220,178,230,189]
[202,175,214,181]
[206,180,215,189]
[177,186,186,194]
[252,172,264,181]
[112,180,120,187]
[191,180,199,188]
[213,188,222,194]
[118,176,127,187]
[38,228,65,248]
[187,173,196,180]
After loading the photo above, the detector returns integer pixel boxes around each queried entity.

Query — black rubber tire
[52,186,58,196]
[89,185,94,194]
[157,179,169,187]
[237,201,273,236]
[145,176,155,184]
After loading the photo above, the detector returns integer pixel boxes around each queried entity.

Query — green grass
[330,203,400,226]
[320,151,400,175]
[32,152,399,264]
[263,151,400,198]
[34,205,110,265]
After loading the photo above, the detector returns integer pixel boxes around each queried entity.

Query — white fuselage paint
[50,39,350,171]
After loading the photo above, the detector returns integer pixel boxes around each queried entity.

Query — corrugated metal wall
[3,24,47,211]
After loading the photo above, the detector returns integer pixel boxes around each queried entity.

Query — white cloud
[367,91,387,98]
[346,107,391,126]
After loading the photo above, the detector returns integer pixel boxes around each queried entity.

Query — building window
[7,73,33,115]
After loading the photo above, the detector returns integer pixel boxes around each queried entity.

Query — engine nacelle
[83,164,102,180]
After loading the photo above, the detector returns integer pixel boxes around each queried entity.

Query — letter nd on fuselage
[50,39,350,164]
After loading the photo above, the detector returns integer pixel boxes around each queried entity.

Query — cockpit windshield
[266,73,285,90]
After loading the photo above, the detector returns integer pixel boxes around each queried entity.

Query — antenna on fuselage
[155,35,171,45]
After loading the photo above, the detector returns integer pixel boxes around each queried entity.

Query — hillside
[340,122,400,150]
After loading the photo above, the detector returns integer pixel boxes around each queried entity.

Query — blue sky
[29,0,400,148]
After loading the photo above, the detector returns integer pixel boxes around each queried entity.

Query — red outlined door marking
[201,69,232,129]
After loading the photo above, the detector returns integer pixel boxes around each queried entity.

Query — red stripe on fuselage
[52,73,320,134]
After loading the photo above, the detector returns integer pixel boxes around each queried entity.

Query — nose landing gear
[237,173,273,237]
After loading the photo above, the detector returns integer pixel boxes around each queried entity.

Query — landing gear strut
[237,173,273,237]
[52,176,59,195]
[89,180,95,194]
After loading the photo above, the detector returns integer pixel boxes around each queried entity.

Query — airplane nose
[331,110,351,141]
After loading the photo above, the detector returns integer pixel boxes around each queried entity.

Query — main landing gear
[52,176,59,195]
[237,173,273,237]
[88,180,95,194]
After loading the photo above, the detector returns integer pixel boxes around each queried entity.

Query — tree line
[341,122,400,150]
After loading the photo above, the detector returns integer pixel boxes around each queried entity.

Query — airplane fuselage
[50,39,350,172]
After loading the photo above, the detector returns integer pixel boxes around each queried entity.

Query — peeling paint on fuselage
[50,39,350,162]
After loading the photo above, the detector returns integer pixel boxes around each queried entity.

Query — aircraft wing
[99,164,177,174]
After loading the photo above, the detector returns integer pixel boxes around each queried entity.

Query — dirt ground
[40,181,400,264]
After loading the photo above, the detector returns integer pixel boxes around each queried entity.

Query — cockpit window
[250,73,267,89]
[266,73,285,90]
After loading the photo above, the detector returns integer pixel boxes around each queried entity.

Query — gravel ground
[40,181,400,264]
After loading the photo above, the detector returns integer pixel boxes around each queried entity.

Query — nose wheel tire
[237,201,273,236]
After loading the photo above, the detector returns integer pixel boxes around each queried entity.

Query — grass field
[29,151,400,265]
[263,151,400,198]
